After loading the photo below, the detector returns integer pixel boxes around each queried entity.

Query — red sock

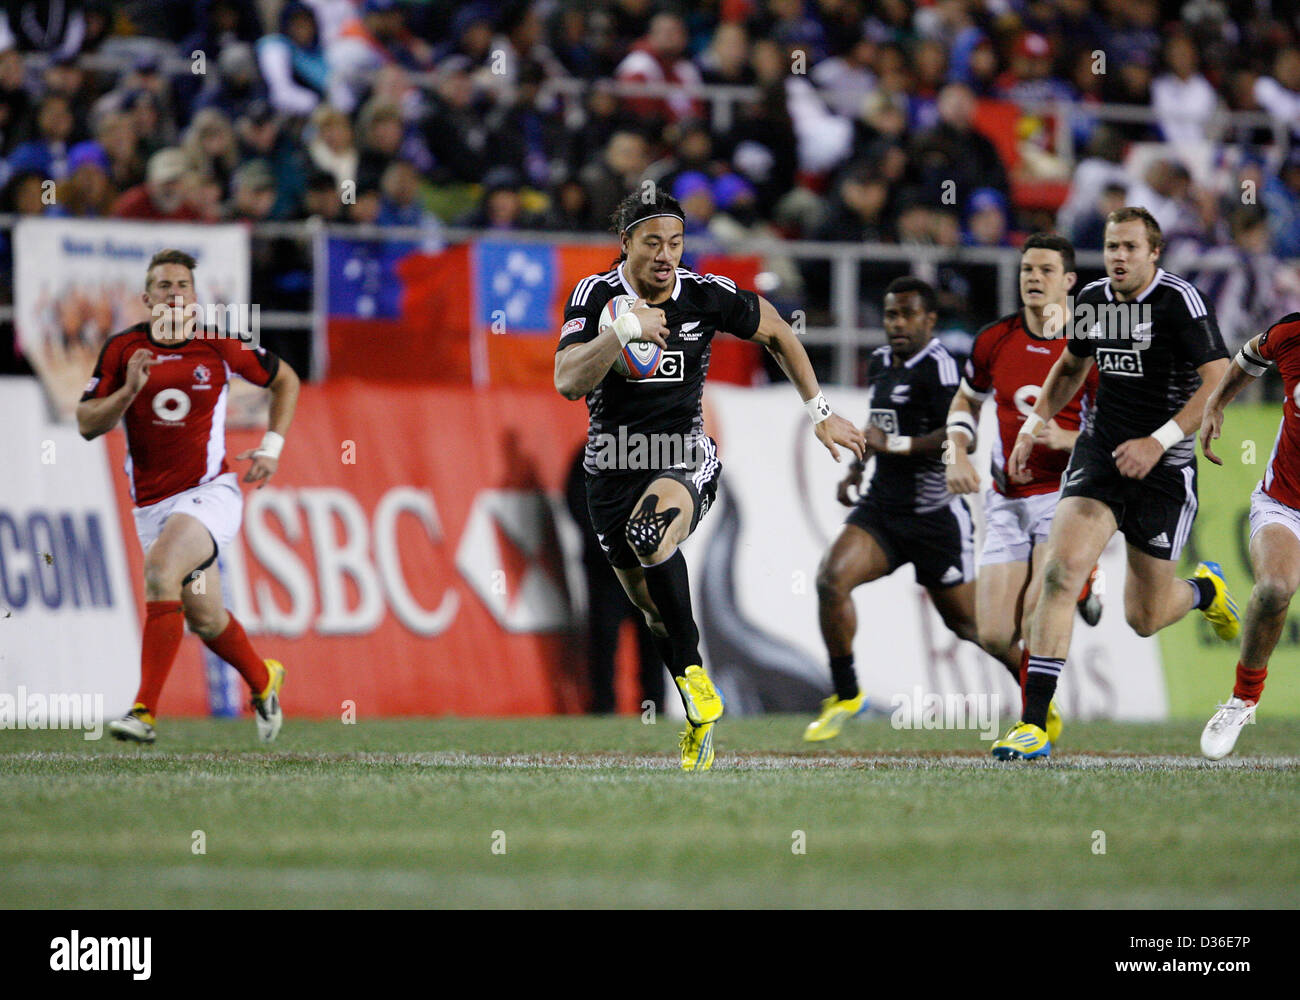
[136,600,185,715]
[1233,661,1267,704]
[203,614,270,694]
[1019,646,1030,715]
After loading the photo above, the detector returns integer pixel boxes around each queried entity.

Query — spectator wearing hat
[300,167,343,221]
[194,42,267,124]
[226,159,277,221]
[962,187,1011,247]
[111,147,201,220]
[257,2,328,118]
[996,32,1072,105]
[51,140,115,216]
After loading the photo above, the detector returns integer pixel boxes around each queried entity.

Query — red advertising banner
[106,380,594,717]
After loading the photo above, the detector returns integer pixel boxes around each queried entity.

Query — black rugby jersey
[1066,267,1227,463]
[862,338,961,514]
[557,262,761,475]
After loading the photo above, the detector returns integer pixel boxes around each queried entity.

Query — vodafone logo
[226,485,570,637]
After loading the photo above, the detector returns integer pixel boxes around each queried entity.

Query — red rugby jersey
[964,311,1099,498]
[81,322,280,506]
[1246,313,1300,510]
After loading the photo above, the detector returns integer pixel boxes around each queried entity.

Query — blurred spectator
[911,39,949,129]
[1254,47,1300,140]
[671,170,718,251]
[376,159,436,233]
[615,11,703,128]
[5,94,75,182]
[236,100,307,220]
[1056,125,1128,243]
[457,166,542,230]
[111,147,201,220]
[812,36,877,120]
[485,62,566,189]
[94,109,144,193]
[356,98,405,191]
[301,167,343,220]
[52,140,114,216]
[645,119,717,196]
[306,103,357,190]
[42,52,93,139]
[1264,150,1300,259]
[579,129,649,230]
[755,0,828,66]
[1,169,50,214]
[123,90,176,159]
[0,1,86,59]
[564,80,638,177]
[348,181,382,224]
[542,176,601,231]
[1128,159,1199,239]
[182,170,224,221]
[1152,33,1220,149]
[1070,181,1128,250]
[423,58,490,184]
[180,0,264,65]
[226,159,276,221]
[0,44,31,155]
[1105,51,1158,141]
[718,69,797,216]
[194,42,266,123]
[487,1,567,94]
[327,0,432,115]
[997,32,1072,105]
[774,40,853,177]
[1108,0,1162,71]
[181,108,239,198]
[256,1,328,118]
[436,3,494,68]
[963,187,1010,247]
[910,82,1008,211]
[698,22,755,87]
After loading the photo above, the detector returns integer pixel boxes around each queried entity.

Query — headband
[625,212,686,233]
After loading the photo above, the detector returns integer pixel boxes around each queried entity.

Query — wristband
[886,435,912,454]
[946,412,977,442]
[254,430,284,459]
[1151,419,1185,452]
[804,392,832,424]
[612,312,642,347]
[1018,412,1045,438]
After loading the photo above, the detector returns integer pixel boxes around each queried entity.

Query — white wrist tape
[612,312,642,347]
[1019,413,1045,438]
[1235,347,1270,378]
[886,435,912,454]
[947,412,977,441]
[1151,419,1185,452]
[804,393,832,424]
[254,431,284,459]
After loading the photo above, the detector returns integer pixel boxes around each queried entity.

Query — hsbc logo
[1095,349,1144,377]
[635,350,685,383]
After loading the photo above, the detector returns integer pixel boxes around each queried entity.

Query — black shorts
[585,436,722,570]
[1059,431,1198,560]
[845,497,975,590]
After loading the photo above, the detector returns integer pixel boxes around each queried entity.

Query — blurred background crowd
[3,0,1300,373]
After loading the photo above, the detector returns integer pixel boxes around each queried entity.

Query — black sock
[641,550,700,680]
[650,633,673,672]
[1187,576,1216,611]
[830,655,859,701]
[1024,655,1064,730]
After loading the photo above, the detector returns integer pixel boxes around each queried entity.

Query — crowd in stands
[3,0,1300,356]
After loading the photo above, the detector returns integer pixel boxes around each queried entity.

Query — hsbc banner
[13,218,251,421]
[0,378,141,721]
[94,379,1164,720]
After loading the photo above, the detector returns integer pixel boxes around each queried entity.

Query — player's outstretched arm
[1008,349,1093,480]
[554,301,669,400]
[750,296,865,463]
[77,348,154,440]
[237,361,300,487]
[1201,337,1265,466]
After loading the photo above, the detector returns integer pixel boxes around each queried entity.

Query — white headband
[625,212,686,233]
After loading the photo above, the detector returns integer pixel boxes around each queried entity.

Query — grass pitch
[2,715,1297,909]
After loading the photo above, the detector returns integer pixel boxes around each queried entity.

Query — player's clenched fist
[945,450,981,494]
[1007,426,1040,483]
[629,299,669,348]
[836,462,863,506]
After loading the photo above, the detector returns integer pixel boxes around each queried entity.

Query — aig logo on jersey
[634,350,685,383]
[869,409,899,435]
[1095,348,1144,377]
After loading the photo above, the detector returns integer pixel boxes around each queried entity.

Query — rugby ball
[600,294,662,379]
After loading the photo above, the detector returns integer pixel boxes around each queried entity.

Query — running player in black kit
[998,207,1241,760]
[807,278,1023,741]
[555,190,865,770]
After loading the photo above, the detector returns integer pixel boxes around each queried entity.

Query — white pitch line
[5,750,1300,772]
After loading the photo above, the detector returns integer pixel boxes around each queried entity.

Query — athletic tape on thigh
[625,493,681,559]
